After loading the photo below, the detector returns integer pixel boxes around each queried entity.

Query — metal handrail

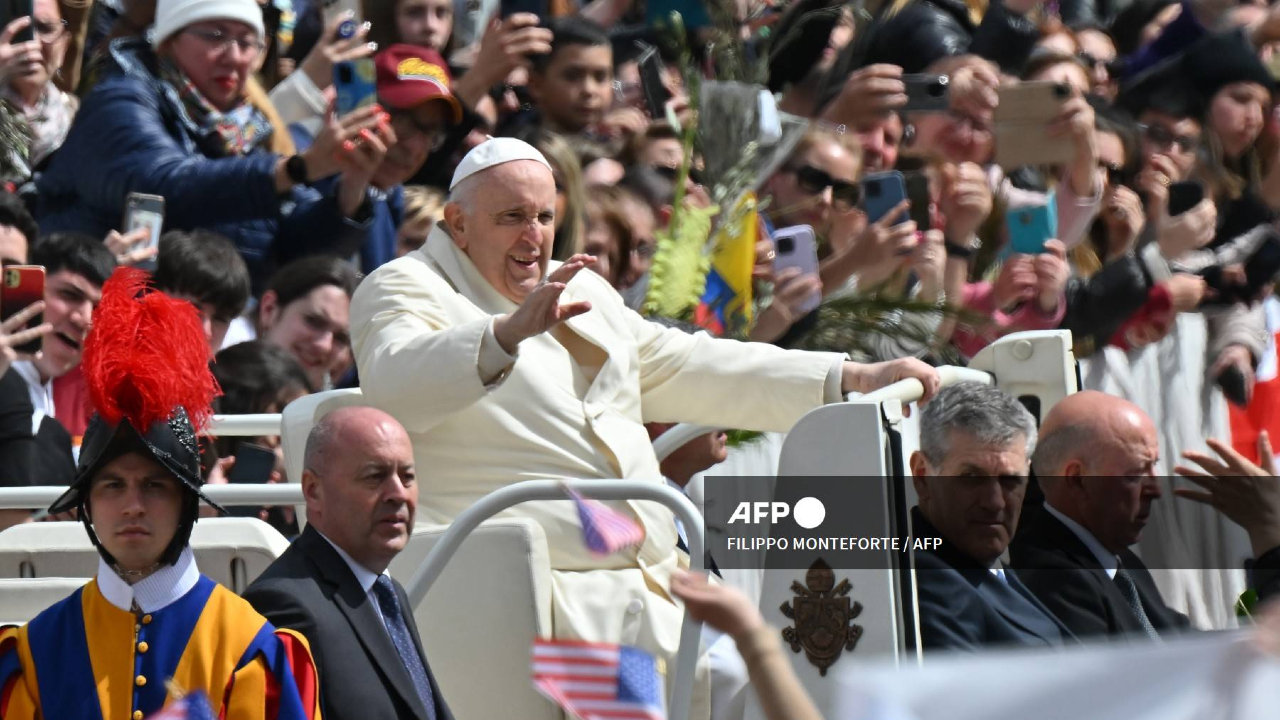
[0,484,303,509]
[405,480,704,720]
[209,414,283,437]
[856,365,993,405]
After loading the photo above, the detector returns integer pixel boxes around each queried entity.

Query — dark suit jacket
[243,526,454,720]
[0,367,75,487]
[1010,505,1193,642]
[912,507,1074,651]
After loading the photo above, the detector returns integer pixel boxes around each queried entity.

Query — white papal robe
[350,226,846,720]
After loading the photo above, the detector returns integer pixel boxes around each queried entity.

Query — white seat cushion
[0,518,289,593]
[0,577,88,625]
[391,518,560,720]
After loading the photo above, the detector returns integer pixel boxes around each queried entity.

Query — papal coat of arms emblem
[779,558,863,675]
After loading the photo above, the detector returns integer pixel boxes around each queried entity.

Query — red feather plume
[81,267,220,432]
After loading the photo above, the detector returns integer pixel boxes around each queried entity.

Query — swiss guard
[0,268,321,719]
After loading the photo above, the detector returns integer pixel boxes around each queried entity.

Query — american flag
[146,692,216,720]
[564,485,645,556]
[532,639,666,720]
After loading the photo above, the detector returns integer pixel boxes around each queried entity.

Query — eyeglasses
[788,164,861,210]
[388,109,447,152]
[183,27,266,59]
[33,18,66,43]
[1138,123,1198,154]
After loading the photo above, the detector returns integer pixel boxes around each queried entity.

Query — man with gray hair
[909,382,1074,650]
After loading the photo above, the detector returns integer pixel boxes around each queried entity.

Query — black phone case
[1218,365,1249,406]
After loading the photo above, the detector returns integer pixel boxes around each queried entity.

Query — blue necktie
[372,575,438,719]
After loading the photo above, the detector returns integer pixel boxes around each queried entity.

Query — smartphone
[1218,365,1249,406]
[904,171,931,232]
[501,0,549,17]
[994,82,1074,168]
[861,170,909,226]
[1005,197,1057,255]
[636,44,671,119]
[771,225,821,315]
[124,193,164,255]
[334,58,376,116]
[3,0,33,44]
[901,74,949,113]
[227,442,278,484]
[318,0,362,23]
[0,265,44,355]
[1167,181,1204,217]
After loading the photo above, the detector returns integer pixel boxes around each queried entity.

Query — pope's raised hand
[493,256,596,353]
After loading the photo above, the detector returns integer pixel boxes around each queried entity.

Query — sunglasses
[650,164,703,186]
[789,164,861,209]
[1138,123,1198,154]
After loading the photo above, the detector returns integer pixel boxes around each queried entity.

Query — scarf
[158,56,273,157]
[1,82,77,169]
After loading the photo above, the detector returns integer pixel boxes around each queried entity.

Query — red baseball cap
[374,44,463,124]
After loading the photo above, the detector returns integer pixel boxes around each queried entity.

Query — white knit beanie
[152,0,266,48]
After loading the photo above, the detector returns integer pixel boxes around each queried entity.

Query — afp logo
[727,497,826,529]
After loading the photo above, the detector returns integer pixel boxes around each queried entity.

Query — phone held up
[124,193,165,256]
[1,265,45,355]
[771,225,821,315]
[1004,194,1058,256]
[3,0,34,44]
[334,58,377,116]
[901,74,949,114]
[861,170,910,227]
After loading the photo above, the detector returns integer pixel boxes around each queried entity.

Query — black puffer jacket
[860,0,1039,74]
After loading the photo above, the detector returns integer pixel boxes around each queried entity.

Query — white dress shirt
[1045,502,1119,579]
[317,529,391,625]
[97,546,201,613]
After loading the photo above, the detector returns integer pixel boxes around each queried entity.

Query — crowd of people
[1,0,1280,715]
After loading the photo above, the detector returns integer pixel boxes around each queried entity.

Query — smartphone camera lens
[866,181,882,198]
[337,65,352,83]
[1020,212,1031,225]
[1053,83,1070,99]
[929,77,948,97]
[776,237,794,254]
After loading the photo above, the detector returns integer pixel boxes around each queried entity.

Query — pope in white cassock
[349,137,941,720]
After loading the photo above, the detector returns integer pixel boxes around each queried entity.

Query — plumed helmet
[47,268,224,567]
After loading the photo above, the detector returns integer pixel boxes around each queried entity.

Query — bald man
[244,407,454,720]
[1012,391,1280,641]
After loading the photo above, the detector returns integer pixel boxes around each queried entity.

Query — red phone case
[0,266,44,355]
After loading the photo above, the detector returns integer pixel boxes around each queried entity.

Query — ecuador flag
[695,193,758,335]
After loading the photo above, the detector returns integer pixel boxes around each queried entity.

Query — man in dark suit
[244,406,453,720]
[1013,391,1280,641]
[909,382,1074,651]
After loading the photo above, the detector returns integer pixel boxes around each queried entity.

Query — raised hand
[297,11,375,91]
[492,255,597,352]
[1175,433,1280,557]
[0,301,51,379]
[1033,239,1069,313]
[104,228,158,265]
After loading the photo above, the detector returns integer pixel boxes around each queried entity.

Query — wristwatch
[285,155,309,186]
[944,239,975,259]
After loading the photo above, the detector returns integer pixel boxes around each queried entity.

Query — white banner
[834,631,1280,720]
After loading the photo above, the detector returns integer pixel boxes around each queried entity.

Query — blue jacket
[290,124,402,276]
[35,38,370,293]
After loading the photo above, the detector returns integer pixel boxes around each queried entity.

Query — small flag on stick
[533,639,666,720]
[564,484,645,556]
